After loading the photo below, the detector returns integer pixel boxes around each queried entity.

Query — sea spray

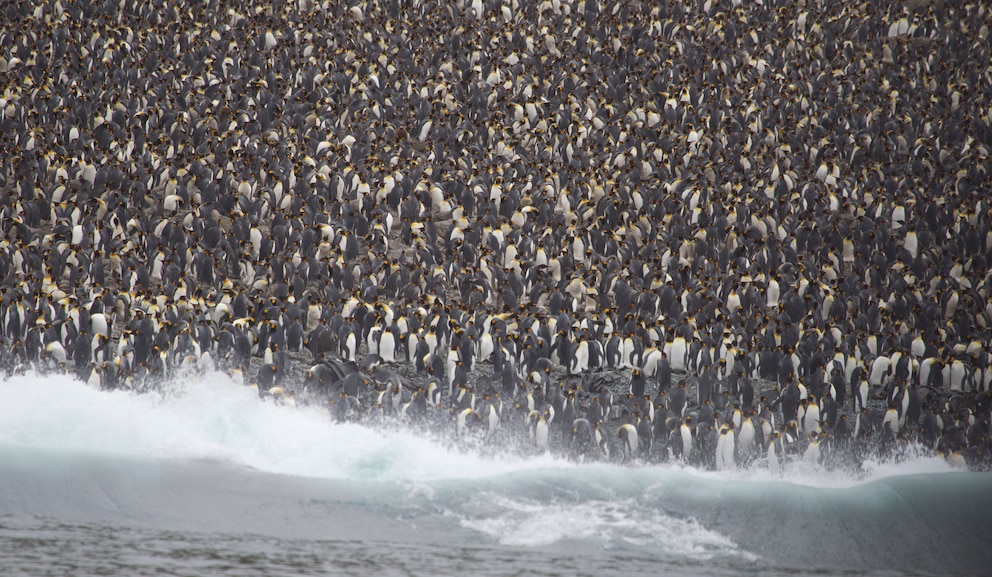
[1,371,989,575]
[0,370,956,485]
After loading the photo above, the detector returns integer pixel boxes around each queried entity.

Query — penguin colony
[2,0,991,471]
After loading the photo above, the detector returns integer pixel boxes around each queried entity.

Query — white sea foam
[0,370,566,482]
[651,449,955,490]
[0,370,955,489]
[455,492,755,561]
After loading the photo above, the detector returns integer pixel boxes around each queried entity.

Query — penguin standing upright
[737,412,757,465]
[656,352,672,391]
[637,414,654,457]
[766,431,784,474]
[571,418,594,458]
[379,325,397,362]
[669,336,688,372]
[676,416,695,462]
[715,422,736,471]
[629,368,646,398]
[669,380,688,417]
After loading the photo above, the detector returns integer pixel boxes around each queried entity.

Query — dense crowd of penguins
[2,0,991,470]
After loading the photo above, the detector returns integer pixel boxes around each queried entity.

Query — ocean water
[1,372,990,576]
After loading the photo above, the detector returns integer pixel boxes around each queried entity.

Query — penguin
[803,432,824,466]
[737,413,758,465]
[676,416,695,462]
[629,367,646,398]
[426,378,442,409]
[571,418,594,458]
[715,422,736,471]
[482,396,501,441]
[2,0,987,473]
[766,431,784,474]
[452,385,476,412]
[378,325,398,363]
[617,423,639,462]
[668,336,689,372]
[636,414,654,457]
[286,320,304,352]
[852,379,870,413]
[570,339,590,374]
[594,421,612,460]
[669,380,689,417]
[655,351,672,391]
[586,396,605,425]
[738,376,755,411]
[528,409,550,452]
[455,408,481,439]
[802,397,821,435]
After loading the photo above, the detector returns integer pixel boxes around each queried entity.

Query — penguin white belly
[869,356,891,386]
[571,341,590,374]
[486,404,500,440]
[767,440,781,474]
[716,429,736,470]
[949,360,967,391]
[738,419,756,457]
[91,313,109,338]
[680,424,693,461]
[766,279,780,309]
[803,404,820,435]
[621,337,637,369]
[478,333,494,363]
[534,418,549,452]
[883,408,900,433]
[641,348,661,377]
[670,338,687,372]
[407,333,420,363]
[379,331,396,362]
[367,327,381,356]
[343,333,357,361]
